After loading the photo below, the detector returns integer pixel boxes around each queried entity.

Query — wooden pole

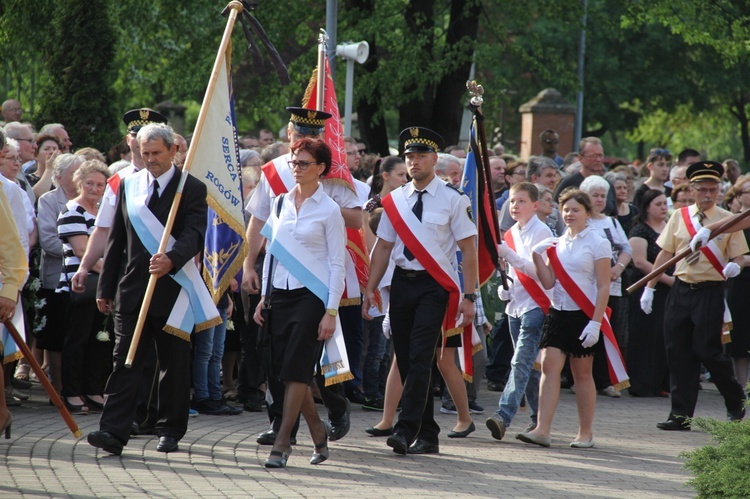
[124,1,244,367]
[626,207,750,294]
[316,29,328,110]
[3,319,81,438]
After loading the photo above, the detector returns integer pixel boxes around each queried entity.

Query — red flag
[302,58,355,192]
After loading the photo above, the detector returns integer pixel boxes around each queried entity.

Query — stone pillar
[155,100,187,136]
[518,88,576,160]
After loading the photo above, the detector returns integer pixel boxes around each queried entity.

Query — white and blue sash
[124,171,221,340]
[260,197,352,386]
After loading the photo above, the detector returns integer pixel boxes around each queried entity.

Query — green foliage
[35,0,120,154]
[683,417,750,497]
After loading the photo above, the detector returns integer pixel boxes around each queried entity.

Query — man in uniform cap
[363,126,477,455]
[242,106,363,445]
[72,108,168,432]
[642,161,747,430]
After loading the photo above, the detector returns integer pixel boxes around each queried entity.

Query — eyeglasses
[16,138,35,144]
[288,160,320,171]
[582,153,604,160]
[544,138,559,144]
[358,149,367,156]
[510,171,526,177]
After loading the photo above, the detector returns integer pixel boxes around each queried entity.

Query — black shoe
[387,433,409,455]
[257,429,297,446]
[447,421,476,438]
[88,430,124,456]
[362,397,384,411]
[64,398,89,415]
[210,399,243,416]
[728,406,746,422]
[243,400,263,412]
[328,399,351,441]
[487,381,505,392]
[156,436,179,453]
[11,377,32,390]
[365,426,393,437]
[408,439,439,454]
[84,395,105,412]
[656,416,691,431]
[346,389,365,405]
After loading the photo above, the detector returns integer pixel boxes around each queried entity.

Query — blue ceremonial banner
[189,45,247,303]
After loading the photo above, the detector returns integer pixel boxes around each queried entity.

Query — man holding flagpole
[88,123,213,455]
[363,127,478,455]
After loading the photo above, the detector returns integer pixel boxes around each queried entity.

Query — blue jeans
[363,316,389,399]
[497,307,544,427]
[192,307,228,401]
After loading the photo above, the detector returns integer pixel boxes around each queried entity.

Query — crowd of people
[0,97,747,467]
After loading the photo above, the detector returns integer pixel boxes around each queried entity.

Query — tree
[35,0,120,154]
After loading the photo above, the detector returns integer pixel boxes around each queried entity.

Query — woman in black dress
[627,189,673,397]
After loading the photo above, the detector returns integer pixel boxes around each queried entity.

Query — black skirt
[269,287,325,383]
[540,308,604,358]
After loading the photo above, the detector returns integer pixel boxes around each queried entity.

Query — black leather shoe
[365,426,393,437]
[156,436,179,453]
[487,381,506,392]
[408,439,439,454]
[728,406,746,422]
[447,421,476,438]
[656,416,691,431]
[88,430,124,456]
[386,433,409,455]
[256,429,297,446]
[328,399,351,442]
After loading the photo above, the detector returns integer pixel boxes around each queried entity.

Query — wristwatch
[463,293,477,303]
[325,308,338,317]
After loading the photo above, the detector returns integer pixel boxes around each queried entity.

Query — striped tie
[685,210,705,265]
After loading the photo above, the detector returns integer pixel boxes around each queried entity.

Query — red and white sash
[261,156,295,197]
[504,227,551,314]
[546,246,629,389]
[680,206,733,341]
[381,189,462,336]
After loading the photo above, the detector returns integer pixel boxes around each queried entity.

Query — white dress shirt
[505,215,553,318]
[550,227,611,311]
[377,175,477,271]
[261,184,346,310]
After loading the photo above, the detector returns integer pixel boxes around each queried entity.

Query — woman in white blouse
[254,138,346,468]
[522,189,611,448]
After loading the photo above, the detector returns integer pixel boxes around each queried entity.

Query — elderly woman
[35,154,85,395]
[29,134,61,198]
[56,160,112,414]
[579,175,632,397]
[522,189,611,448]
[627,189,672,397]
[604,171,638,235]
[254,138,346,468]
[0,140,36,206]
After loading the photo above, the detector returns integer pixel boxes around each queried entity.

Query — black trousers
[664,280,745,418]
[99,312,191,444]
[61,297,112,397]
[236,291,265,404]
[390,268,449,445]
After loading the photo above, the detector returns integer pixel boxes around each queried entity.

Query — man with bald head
[1,100,23,123]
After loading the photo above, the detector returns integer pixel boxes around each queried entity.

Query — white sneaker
[598,386,621,398]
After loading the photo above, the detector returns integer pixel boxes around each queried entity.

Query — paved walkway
[2,381,727,498]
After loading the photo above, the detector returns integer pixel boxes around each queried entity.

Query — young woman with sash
[521,189,612,448]
[254,138,346,468]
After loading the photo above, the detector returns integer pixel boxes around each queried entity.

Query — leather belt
[675,278,724,290]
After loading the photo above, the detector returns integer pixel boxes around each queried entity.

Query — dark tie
[148,179,160,212]
[403,190,425,261]
[686,210,705,265]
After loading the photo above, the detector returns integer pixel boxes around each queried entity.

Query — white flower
[226,318,235,331]
[96,331,110,342]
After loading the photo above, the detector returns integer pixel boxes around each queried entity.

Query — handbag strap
[263,194,284,307]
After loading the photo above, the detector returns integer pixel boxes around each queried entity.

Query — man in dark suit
[88,123,208,455]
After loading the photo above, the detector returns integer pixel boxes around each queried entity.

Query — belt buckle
[405,270,417,278]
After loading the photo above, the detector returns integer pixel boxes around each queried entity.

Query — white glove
[640,287,654,315]
[690,226,711,252]
[382,313,391,339]
[579,320,601,349]
[723,262,741,279]
[498,287,510,301]
[497,243,510,258]
[532,237,558,255]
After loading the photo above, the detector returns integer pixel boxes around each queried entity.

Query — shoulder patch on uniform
[466,205,475,223]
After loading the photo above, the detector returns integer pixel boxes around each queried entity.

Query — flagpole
[124,1,244,368]
[466,81,509,290]
[316,29,328,110]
